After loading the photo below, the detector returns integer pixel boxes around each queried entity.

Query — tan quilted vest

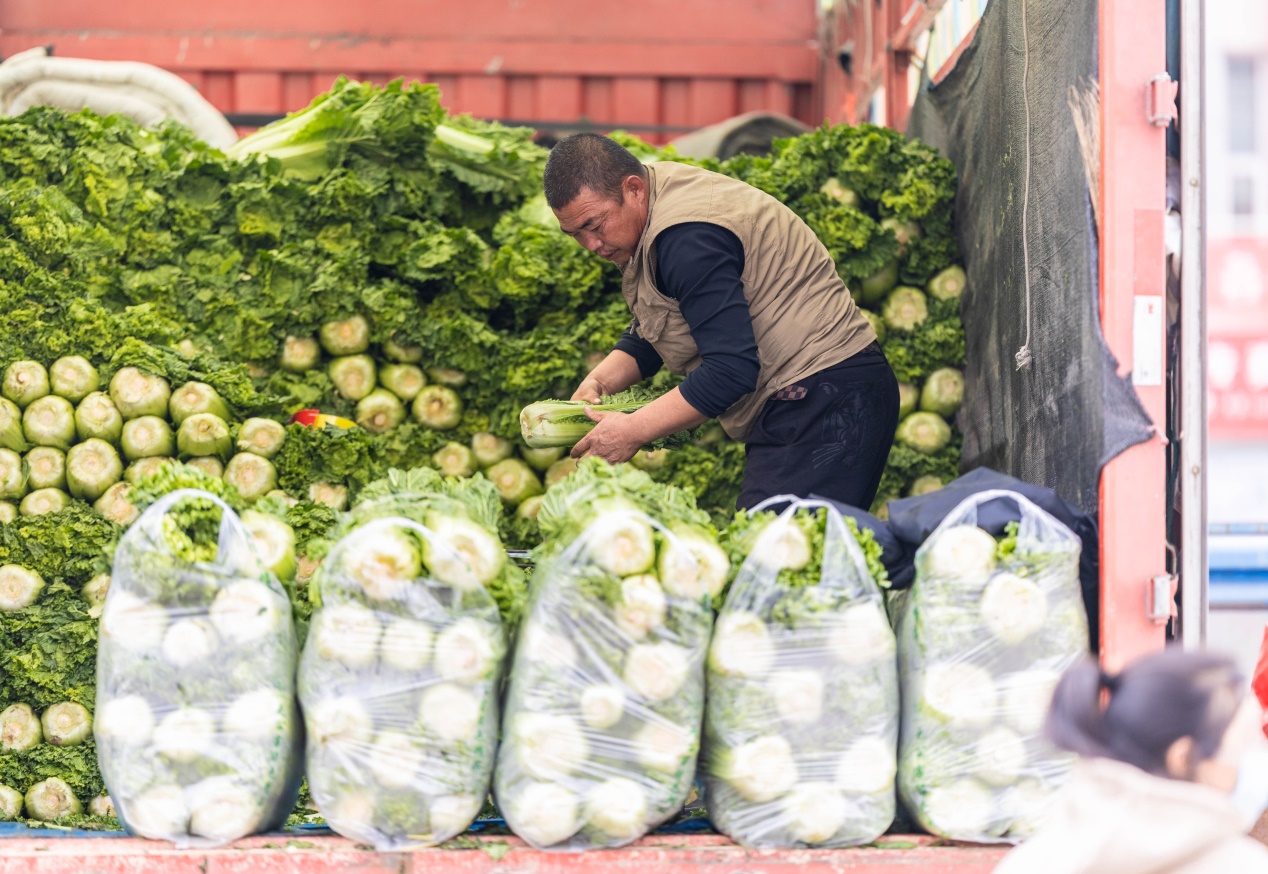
[621,162,876,440]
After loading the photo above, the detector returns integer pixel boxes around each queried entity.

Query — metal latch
[1146,74,1179,127]
[1147,573,1177,624]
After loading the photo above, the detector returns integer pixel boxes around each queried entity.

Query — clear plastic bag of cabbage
[705,496,898,847]
[495,460,726,850]
[311,467,529,633]
[95,489,302,847]
[299,510,508,850]
[895,489,1089,843]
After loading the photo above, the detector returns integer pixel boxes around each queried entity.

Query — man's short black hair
[543,133,647,210]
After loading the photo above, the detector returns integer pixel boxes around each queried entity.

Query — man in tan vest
[544,133,900,510]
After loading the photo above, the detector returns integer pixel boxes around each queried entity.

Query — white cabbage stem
[187,777,261,842]
[308,696,373,749]
[366,731,425,788]
[325,790,376,834]
[585,512,655,576]
[924,525,998,584]
[980,572,1048,644]
[312,602,381,669]
[378,616,433,672]
[623,643,689,702]
[726,735,798,803]
[0,703,42,752]
[95,695,155,747]
[41,701,92,747]
[0,564,44,612]
[708,611,773,678]
[160,618,219,668]
[340,528,421,601]
[613,574,667,640]
[922,778,995,838]
[836,736,897,794]
[1000,670,1062,735]
[756,518,812,571]
[422,515,504,589]
[519,621,578,669]
[827,602,896,664]
[769,669,825,725]
[633,721,695,773]
[222,688,288,740]
[419,683,482,742]
[0,785,21,821]
[209,581,283,644]
[580,684,625,729]
[512,712,589,780]
[509,781,579,847]
[975,726,1028,787]
[586,777,648,840]
[919,662,999,729]
[125,784,188,839]
[153,707,216,763]
[428,794,482,838]
[658,526,730,600]
[781,783,848,844]
[434,618,498,684]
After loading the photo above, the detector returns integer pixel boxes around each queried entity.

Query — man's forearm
[625,386,709,444]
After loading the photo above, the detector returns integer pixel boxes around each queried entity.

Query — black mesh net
[906,0,1154,514]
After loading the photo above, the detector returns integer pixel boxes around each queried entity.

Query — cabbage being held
[895,490,1089,842]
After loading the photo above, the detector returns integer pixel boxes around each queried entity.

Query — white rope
[1015,0,1035,370]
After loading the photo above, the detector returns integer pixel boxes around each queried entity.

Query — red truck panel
[0,0,827,141]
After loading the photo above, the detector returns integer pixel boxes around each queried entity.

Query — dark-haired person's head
[1047,649,1260,792]
[543,133,649,266]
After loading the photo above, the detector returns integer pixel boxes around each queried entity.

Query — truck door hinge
[1147,573,1177,625]
[1146,74,1179,127]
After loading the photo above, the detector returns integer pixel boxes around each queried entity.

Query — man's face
[554,176,649,266]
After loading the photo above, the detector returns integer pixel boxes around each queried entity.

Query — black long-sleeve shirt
[613,222,760,418]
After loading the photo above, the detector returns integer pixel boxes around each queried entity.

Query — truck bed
[0,833,1008,873]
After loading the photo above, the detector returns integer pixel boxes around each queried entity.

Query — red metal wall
[0,0,827,141]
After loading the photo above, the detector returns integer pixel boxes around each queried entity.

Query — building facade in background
[1207,0,1268,522]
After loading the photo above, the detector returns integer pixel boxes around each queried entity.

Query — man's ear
[1166,736,1197,779]
[623,173,647,204]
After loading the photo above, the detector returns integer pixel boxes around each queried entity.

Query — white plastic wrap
[704,497,899,847]
[95,489,302,847]
[494,509,715,850]
[298,515,506,849]
[896,489,1090,842]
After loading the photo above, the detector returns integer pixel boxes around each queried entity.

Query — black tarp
[906,0,1155,515]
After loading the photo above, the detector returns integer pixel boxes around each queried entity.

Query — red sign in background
[1209,236,1268,440]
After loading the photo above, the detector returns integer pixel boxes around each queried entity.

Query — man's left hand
[570,408,643,464]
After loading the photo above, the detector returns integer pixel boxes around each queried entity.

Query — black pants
[736,344,900,511]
